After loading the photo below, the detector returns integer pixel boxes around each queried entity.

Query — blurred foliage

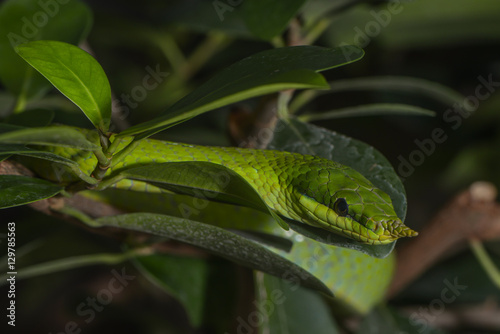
[1,0,500,333]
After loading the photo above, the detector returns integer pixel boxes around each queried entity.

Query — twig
[388,181,500,298]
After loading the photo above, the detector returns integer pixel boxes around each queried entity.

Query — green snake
[25,127,417,313]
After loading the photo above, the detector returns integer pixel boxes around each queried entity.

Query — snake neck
[109,137,313,219]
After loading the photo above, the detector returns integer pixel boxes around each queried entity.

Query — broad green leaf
[299,103,435,122]
[116,161,288,229]
[0,144,91,183]
[0,144,77,166]
[291,76,464,113]
[255,273,340,334]
[267,119,406,258]
[326,0,500,50]
[0,0,92,99]
[327,76,466,106]
[134,254,210,327]
[0,123,25,134]
[0,175,62,209]
[83,184,394,313]
[15,41,111,131]
[96,212,332,296]
[119,45,364,138]
[242,0,307,40]
[0,125,98,150]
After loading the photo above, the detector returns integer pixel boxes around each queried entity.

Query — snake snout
[386,220,419,239]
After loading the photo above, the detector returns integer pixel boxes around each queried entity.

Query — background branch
[388,181,500,298]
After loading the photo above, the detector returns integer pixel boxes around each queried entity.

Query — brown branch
[388,181,500,298]
[400,298,500,332]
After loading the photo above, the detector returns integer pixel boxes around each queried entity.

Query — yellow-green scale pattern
[109,136,347,224]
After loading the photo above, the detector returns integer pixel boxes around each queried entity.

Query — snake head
[290,159,418,245]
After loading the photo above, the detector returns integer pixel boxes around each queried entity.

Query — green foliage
[119,45,364,138]
[0,124,97,150]
[2,0,496,333]
[0,175,62,208]
[0,0,92,101]
[242,0,308,40]
[15,41,111,131]
[133,254,210,327]
[96,213,331,296]
[255,273,340,334]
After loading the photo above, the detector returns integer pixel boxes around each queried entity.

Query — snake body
[28,127,417,313]
[37,128,417,245]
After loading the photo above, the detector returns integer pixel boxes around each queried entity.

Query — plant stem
[0,249,151,284]
[109,138,141,169]
[303,18,331,44]
[93,174,126,191]
[178,32,229,81]
[289,90,318,114]
[106,136,124,157]
[277,90,293,119]
[469,239,500,289]
[56,205,101,227]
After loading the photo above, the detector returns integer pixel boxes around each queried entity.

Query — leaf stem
[69,165,99,185]
[277,90,293,119]
[110,137,141,168]
[178,32,229,82]
[93,147,110,167]
[93,174,126,191]
[289,90,318,114]
[56,205,101,227]
[303,18,331,44]
[12,67,34,114]
[298,103,436,122]
[106,136,124,157]
[152,30,186,73]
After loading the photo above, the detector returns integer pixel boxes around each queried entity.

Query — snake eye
[333,198,349,216]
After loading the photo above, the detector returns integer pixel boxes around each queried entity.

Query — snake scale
[27,127,418,313]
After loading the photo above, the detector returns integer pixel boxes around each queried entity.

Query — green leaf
[0,175,62,209]
[96,212,332,296]
[327,76,466,107]
[291,76,464,113]
[328,0,500,50]
[119,45,364,138]
[133,254,210,327]
[299,103,436,122]
[84,184,394,313]
[15,41,111,131]
[0,125,98,150]
[267,119,406,258]
[0,123,25,134]
[0,0,92,99]
[0,143,77,166]
[242,0,307,40]
[115,161,288,229]
[255,273,340,334]
[0,143,93,183]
